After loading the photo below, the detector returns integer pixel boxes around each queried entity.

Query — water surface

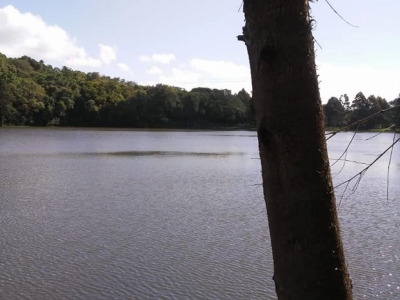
[0,128,399,299]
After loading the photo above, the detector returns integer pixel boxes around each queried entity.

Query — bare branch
[326,105,400,140]
[387,132,397,200]
[338,171,368,208]
[251,183,263,188]
[338,180,351,208]
[365,125,396,141]
[324,0,359,28]
[331,125,358,168]
[328,158,369,166]
[330,125,359,179]
[238,1,244,12]
[334,137,400,192]
[313,37,323,49]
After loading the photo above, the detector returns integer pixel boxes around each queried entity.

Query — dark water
[0,128,398,299]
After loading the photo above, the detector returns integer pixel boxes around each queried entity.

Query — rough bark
[240,0,353,299]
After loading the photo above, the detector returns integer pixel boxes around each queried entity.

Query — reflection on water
[0,128,399,299]
[3,150,245,159]
[99,150,245,157]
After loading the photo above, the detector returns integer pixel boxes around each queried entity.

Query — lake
[0,128,399,299]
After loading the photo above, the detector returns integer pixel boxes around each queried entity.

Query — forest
[0,52,399,129]
[323,93,399,130]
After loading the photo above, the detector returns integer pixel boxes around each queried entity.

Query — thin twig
[324,0,359,28]
[314,38,323,49]
[251,183,263,188]
[334,137,400,191]
[238,1,243,12]
[338,170,368,207]
[326,105,400,140]
[365,125,396,141]
[387,132,397,200]
[332,141,349,179]
[328,158,369,166]
[331,125,358,167]
[338,180,351,208]
[331,125,358,173]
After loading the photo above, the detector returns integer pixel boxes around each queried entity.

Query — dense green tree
[0,54,19,125]
[11,78,46,124]
[390,95,400,127]
[348,93,393,129]
[144,84,182,126]
[323,97,345,127]
[181,92,201,125]
[1,52,398,131]
[366,95,391,128]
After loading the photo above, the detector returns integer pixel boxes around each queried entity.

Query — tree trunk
[239,1,353,299]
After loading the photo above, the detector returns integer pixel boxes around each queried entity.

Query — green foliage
[0,52,254,128]
[2,52,397,130]
[323,97,345,127]
[390,95,400,128]
[323,92,399,130]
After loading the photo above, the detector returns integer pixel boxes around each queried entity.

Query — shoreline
[0,125,257,132]
[325,127,399,133]
[1,125,398,133]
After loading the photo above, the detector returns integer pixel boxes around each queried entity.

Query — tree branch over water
[334,135,400,204]
[330,125,359,179]
[326,104,400,141]
[325,101,400,202]
[365,125,396,141]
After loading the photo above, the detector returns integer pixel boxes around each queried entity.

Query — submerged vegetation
[0,52,399,129]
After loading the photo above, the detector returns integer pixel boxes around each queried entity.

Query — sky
[0,0,399,103]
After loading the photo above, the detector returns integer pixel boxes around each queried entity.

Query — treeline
[0,53,253,128]
[323,93,400,130]
[1,53,399,130]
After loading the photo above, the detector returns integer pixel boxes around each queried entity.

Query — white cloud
[144,58,251,93]
[157,68,202,89]
[152,53,175,64]
[0,5,116,69]
[117,63,130,72]
[189,59,250,79]
[317,62,400,103]
[147,66,163,75]
[139,53,176,64]
[65,57,101,68]
[99,44,117,65]
[139,55,151,62]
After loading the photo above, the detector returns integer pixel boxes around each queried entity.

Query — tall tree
[324,97,345,127]
[238,1,352,299]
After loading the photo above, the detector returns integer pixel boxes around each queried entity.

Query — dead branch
[329,125,359,180]
[324,0,359,28]
[331,125,358,168]
[238,1,244,12]
[329,158,369,166]
[387,132,397,200]
[334,136,400,200]
[365,125,396,141]
[326,104,400,141]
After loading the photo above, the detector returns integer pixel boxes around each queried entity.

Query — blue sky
[0,0,399,103]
